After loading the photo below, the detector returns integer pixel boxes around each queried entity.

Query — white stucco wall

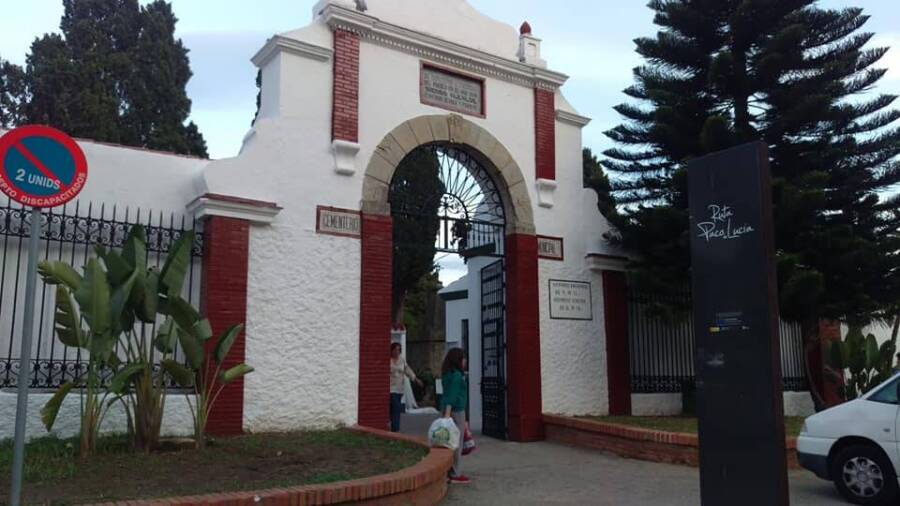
[630,392,816,418]
[0,391,194,442]
[631,394,683,417]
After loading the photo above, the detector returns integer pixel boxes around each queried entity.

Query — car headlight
[800,422,808,435]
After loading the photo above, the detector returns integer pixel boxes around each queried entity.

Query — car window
[869,377,900,405]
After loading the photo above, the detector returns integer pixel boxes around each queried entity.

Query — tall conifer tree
[605,0,900,407]
[0,0,207,157]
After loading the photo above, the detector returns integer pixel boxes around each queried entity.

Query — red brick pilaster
[332,30,360,143]
[505,234,543,442]
[603,270,631,416]
[817,320,844,407]
[200,216,250,436]
[358,213,393,429]
[534,89,556,181]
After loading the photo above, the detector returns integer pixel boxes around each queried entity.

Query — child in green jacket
[440,348,469,484]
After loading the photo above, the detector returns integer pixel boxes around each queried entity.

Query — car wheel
[830,444,899,505]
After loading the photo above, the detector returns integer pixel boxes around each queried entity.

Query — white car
[798,372,900,505]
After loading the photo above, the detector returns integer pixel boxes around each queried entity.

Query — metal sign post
[9,207,41,506]
[687,142,788,506]
[0,126,88,506]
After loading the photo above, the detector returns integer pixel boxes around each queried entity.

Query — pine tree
[0,0,207,157]
[583,147,617,218]
[604,1,900,407]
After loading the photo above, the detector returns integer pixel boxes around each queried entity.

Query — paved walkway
[399,414,846,505]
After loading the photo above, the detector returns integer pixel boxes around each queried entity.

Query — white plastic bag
[428,417,461,450]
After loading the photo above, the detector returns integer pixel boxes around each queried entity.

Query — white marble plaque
[549,280,593,320]
[421,65,484,116]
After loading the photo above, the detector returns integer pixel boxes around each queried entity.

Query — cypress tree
[0,0,207,157]
[390,148,445,325]
[604,0,900,407]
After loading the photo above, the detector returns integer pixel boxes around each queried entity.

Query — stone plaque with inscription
[537,236,564,261]
[549,280,592,320]
[421,65,484,117]
[317,206,361,238]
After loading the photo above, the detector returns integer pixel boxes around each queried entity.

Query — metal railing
[0,198,203,390]
[628,286,808,393]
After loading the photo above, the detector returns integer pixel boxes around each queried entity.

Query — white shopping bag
[428,417,461,450]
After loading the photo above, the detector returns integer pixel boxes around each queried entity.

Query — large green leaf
[38,261,82,291]
[53,286,84,348]
[161,359,195,388]
[159,231,194,297]
[879,340,896,373]
[168,296,201,337]
[122,226,147,270]
[41,382,75,431]
[97,246,133,287]
[109,269,139,335]
[89,332,117,365]
[135,270,159,324]
[108,363,147,394]
[154,317,179,354]
[219,364,254,384]
[865,334,880,371]
[214,324,244,364]
[178,331,205,370]
[75,258,111,337]
[195,319,213,342]
[826,340,844,370]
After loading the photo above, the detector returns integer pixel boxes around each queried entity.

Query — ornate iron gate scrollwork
[389,144,506,257]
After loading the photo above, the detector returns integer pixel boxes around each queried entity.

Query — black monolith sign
[687,142,788,506]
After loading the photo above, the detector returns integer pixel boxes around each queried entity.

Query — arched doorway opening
[389,143,508,439]
[358,115,543,443]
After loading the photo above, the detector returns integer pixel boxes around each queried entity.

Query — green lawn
[586,416,806,438]
[0,430,426,505]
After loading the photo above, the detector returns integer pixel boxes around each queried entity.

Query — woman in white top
[390,343,422,432]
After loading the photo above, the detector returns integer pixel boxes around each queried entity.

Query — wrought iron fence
[628,285,808,393]
[0,198,203,390]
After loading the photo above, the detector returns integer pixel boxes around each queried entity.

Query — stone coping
[93,426,452,506]
[543,414,799,468]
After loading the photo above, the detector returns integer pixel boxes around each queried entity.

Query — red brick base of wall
[543,415,800,470]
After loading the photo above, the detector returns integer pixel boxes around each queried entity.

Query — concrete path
[399,413,847,505]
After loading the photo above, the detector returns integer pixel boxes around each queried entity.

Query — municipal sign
[0,125,88,208]
[2,125,88,506]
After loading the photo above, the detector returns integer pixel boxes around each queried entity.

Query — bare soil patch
[0,430,426,505]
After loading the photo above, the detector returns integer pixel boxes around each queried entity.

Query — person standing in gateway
[390,343,422,432]
[440,348,470,484]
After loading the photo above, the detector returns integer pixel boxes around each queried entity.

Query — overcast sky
[1,1,897,284]
[1,0,897,160]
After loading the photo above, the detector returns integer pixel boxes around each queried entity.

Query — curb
[543,414,799,469]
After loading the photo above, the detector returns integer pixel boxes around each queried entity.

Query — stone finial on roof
[517,22,546,68]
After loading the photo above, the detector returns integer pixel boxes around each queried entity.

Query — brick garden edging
[543,414,800,469]
[93,426,452,506]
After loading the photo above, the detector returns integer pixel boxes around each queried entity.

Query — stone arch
[357,114,543,442]
[361,114,535,235]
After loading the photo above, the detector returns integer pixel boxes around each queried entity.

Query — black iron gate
[481,259,506,439]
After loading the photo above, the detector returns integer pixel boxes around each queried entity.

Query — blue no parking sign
[0,125,88,207]
[2,125,88,506]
